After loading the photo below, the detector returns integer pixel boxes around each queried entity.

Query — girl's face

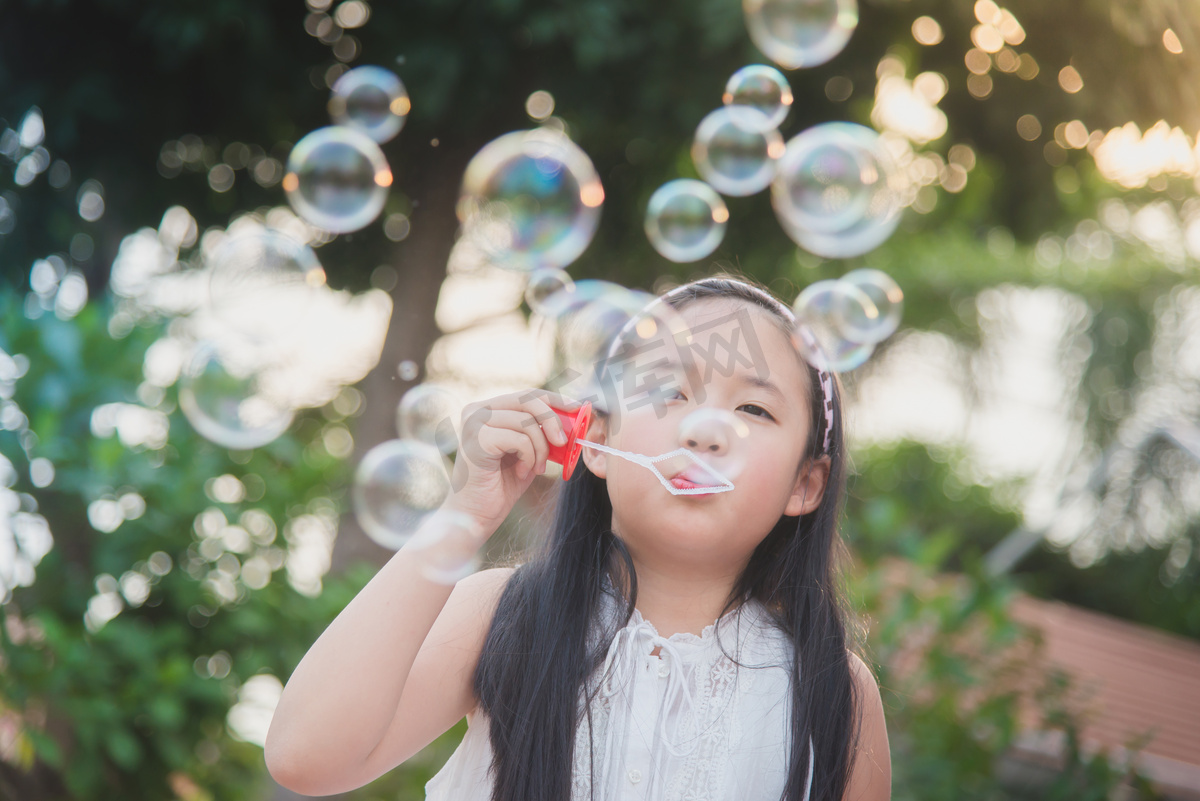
[581,297,829,576]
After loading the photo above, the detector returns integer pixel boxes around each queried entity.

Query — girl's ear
[579,419,608,480]
[785,456,830,517]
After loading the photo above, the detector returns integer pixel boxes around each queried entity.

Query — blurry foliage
[846,444,1162,800]
[0,290,375,799]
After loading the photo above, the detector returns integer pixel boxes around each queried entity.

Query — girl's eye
[738,403,774,420]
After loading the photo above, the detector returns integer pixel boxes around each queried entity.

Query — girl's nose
[680,417,731,456]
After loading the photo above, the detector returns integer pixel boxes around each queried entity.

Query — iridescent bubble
[283,126,392,233]
[525,267,575,316]
[692,108,785,197]
[207,229,326,318]
[396,384,462,455]
[743,0,859,69]
[458,129,604,271]
[531,280,662,408]
[644,179,728,262]
[676,407,750,483]
[772,122,903,258]
[406,510,484,584]
[179,344,294,450]
[352,439,451,549]
[723,65,794,131]
[838,269,903,344]
[328,66,410,144]
[790,280,876,372]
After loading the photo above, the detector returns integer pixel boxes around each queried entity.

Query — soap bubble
[692,107,785,197]
[207,229,326,319]
[657,408,751,490]
[328,66,410,144]
[838,269,903,344]
[723,65,793,131]
[531,279,674,409]
[525,267,575,315]
[406,510,484,584]
[644,179,728,262]
[678,408,750,481]
[790,280,876,371]
[772,122,903,258]
[458,129,604,272]
[352,439,451,549]
[283,126,392,233]
[179,344,294,450]
[743,0,859,69]
[396,384,462,455]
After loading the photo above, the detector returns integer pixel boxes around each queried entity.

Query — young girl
[265,277,891,801]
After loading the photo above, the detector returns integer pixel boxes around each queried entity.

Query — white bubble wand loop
[578,440,735,495]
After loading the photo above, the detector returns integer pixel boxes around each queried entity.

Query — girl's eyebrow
[735,372,785,400]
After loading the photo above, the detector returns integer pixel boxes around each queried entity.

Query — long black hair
[474,276,858,801]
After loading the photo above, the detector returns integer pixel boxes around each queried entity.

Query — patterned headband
[623,283,836,456]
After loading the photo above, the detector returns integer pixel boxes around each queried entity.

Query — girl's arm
[843,652,892,801]
[265,543,511,795]
[264,390,578,795]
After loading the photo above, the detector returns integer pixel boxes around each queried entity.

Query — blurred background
[1,0,1199,799]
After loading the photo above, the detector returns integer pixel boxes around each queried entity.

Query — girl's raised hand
[443,389,581,536]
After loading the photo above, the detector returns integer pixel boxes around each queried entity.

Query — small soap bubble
[772,122,903,258]
[328,66,410,144]
[743,0,859,69]
[644,179,728,263]
[283,126,392,233]
[396,384,462,455]
[723,65,793,131]
[407,510,484,584]
[179,344,294,449]
[676,407,750,483]
[790,280,876,372]
[397,360,420,381]
[838,269,903,344]
[692,107,785,197]
[458,129,604,271]
[352,439,451,549]
[524,267,575,316]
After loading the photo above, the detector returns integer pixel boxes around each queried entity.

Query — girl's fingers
[475,425,538,479]
[464,409,549,473]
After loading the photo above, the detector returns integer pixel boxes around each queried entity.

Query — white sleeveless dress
[425,598,810,801]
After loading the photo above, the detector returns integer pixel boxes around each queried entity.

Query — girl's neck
[620,556,744,638]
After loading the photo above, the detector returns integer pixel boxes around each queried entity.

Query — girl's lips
[668,476,719,495]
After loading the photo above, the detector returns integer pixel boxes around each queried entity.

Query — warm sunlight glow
[1163,28,1183,54]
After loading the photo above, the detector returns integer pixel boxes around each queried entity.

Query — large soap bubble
[790,279,877,372]
[692,107,785,197]
[328,66,410,144]
[178,343,294,450]
[644,179,728,262]
[743,0,859,69]
[458,129,604,272]
[283,126,392,233]
[352,439,451,550]
[666,408,751,488]
[723,65,794,131]
[772,122,903,258]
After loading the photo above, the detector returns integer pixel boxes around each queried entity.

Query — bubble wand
[545,403,735,495]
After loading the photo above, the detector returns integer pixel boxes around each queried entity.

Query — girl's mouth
[668,475,720,495]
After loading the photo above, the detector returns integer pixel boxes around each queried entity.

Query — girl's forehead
[672,297,810,392]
